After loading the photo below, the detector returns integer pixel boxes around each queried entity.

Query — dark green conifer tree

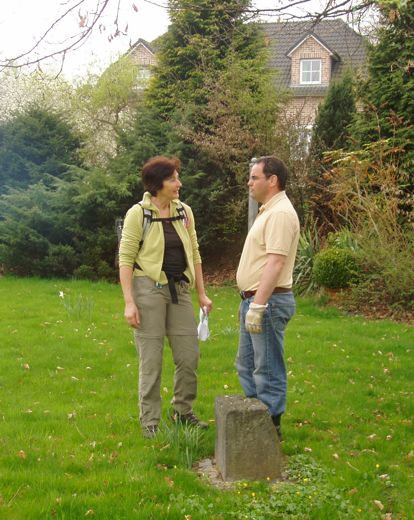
[311,71,356,155]
[0,105,124,278]
[141,0,280,250]
[351,1,414,220]
[0,106,82,194]
[308,72,356,229]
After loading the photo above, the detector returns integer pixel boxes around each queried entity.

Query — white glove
[245,302,267,334]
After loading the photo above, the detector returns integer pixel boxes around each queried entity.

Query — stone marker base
[215,395,282,481]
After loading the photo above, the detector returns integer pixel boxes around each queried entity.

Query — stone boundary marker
[215,395,282,481]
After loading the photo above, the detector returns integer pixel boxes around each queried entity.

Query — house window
[300,60,321,84]
[133,67,152,90]
[137,68,151,81]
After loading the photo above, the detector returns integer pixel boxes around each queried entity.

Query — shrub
[96,260,116,281]
[73,265,98,281]
[0,223,49,276]
[350,230,414,314]
[313,247,359,289]
[320,140,413,315]
[36,244,78,278]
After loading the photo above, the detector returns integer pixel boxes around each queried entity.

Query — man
[236,156,300,440]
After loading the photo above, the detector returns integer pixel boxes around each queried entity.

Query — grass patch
[0,276,413,519]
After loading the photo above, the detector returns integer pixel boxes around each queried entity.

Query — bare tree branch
[0,0,377,72]
[0,0,116,71]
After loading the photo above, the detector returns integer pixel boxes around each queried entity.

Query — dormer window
[300,59,321,84]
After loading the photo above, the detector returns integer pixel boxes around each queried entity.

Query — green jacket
[119,192,202,287]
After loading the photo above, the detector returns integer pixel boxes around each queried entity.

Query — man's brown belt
[240,287,291,300]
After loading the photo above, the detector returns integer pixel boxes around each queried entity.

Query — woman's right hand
[124,302,140,329]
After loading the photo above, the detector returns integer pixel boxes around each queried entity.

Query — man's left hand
[245,302,267,334]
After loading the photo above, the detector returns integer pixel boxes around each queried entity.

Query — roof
[259,19,367,92]
[287,33,339,59]
[128,38,155,55]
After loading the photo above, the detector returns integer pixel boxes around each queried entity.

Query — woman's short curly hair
[142,156,181,196]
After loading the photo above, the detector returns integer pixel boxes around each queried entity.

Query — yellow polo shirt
[236,191,300,291]
[119,192,202,287]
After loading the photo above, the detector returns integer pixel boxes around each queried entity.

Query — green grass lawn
[0,277,413,519]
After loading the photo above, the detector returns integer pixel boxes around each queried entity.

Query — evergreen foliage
[0,104,130,278]
[0,106,82,194]
[110,105,172,193]
[311,71,356,154]
[174,50,283,246]
[0,168,129,279]
[147,0,253,116]
[0,180,77,276]
[308,72,357,231]
[350,2,414,221]
[0,2,281,275]
[312,247,359,289]
[137,0,283,250]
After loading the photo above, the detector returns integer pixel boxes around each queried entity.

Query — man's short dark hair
[255,156,289,190]
[142,156,181,196]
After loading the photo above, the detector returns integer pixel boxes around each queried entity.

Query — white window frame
[137,68,151,81]
[300,59,322,85]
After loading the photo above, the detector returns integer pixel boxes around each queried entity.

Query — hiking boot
[172,411,209,429]
[142,424,159,439]
[271,415,283,442]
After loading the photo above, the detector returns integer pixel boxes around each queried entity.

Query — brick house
[260,19,367,127]
[125,20,366,125]
[127,38,157,86]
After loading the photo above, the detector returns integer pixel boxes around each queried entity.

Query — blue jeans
[235,292,296,417]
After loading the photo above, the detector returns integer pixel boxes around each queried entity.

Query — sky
[0,0,325,82]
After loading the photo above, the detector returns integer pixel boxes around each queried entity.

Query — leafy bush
[0,157,125,280]
[313,247,359,289]
[323,140,413,314]
[73,265,96,280]
[36,244,78,278]
[0,221,49,276]
[350,230,414,314]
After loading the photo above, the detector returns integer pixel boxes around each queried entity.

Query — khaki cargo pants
[132,276,199,427]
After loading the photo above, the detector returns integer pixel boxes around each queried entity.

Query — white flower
[59,291,65,299]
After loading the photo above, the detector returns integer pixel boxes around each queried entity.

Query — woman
[119,156,212,438]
